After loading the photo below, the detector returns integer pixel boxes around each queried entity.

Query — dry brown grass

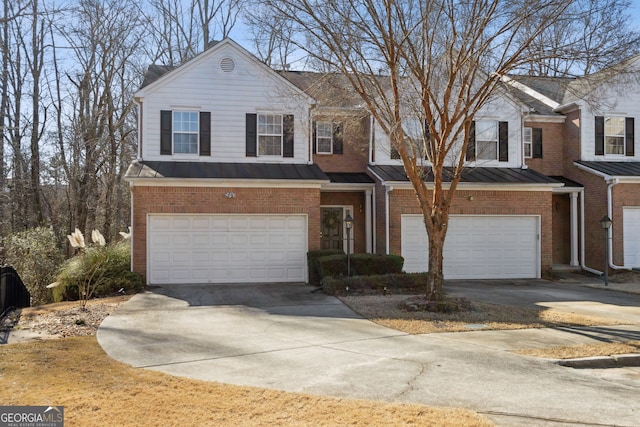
[0,336,492,426]
[340,295,624,334]
[514,341,640,359]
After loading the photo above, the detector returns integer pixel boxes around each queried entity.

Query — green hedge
[307,249,345,284]
[322,272,429,295]
[310,252,405,283]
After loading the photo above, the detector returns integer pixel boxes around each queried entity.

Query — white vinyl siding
[138,43,310,163]
[401,215,539,279]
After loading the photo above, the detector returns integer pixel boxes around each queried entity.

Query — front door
[321,207,343,250]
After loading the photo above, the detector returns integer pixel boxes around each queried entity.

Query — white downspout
[385,185,393,254]
[580,188,603,275]
[372,186,377,254]
[369,114,375,165]
[607,178,629,270]
[521,112,529,170]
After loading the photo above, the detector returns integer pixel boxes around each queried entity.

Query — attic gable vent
[220,57,235,72]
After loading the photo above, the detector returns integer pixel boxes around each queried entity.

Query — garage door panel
[402,215,538,279]
[623,208,640,267]
[148,214,307,284]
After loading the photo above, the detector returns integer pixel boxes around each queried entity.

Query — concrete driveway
[98,282,640,426]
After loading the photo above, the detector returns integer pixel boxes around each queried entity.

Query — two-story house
[126,38,636,285]
[512,61,640,276]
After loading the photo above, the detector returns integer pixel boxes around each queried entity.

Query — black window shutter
[333,122,343,154]
[199,112,211,156]
[498,121,509,162]
[390,144,400,159]
[246,113,257,157]
[160,110,172,155]
[626,117,634,156]
[465,120,476,161]
[595,116,604,155]
[312,122,317,154]
[532,127,543,158]
[283,114,294,157]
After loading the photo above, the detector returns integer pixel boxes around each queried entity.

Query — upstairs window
[160,110,210,156]
[246,113,294,158]
[258,114,283,156]
[475,120,498,160]
[524,127,543,159]
[595,116,635,157]
[173,111,199,154]
[605,117,625,155]
[466,120,508,162]
[523,127,532,158]
[316,121,333,154]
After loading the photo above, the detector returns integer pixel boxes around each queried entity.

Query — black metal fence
[0,265,30,314]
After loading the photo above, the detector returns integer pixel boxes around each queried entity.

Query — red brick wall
[563,110,582,175]
[386,188,553,277]
[313,115,370,173]
[131,186,321,278]
[525,121,565,176]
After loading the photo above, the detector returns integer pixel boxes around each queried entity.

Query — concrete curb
[557,353,640,369]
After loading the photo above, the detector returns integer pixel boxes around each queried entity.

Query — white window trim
[523,126,532,159]
[258,113,283,157]
[172,110,199,155]
[316,121,333,154]
[476,119,498,161]
[604,116,626,156]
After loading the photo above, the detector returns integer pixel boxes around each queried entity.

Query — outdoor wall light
[600,215,612,286]
[224,192,236,199]
[344,213,354,276]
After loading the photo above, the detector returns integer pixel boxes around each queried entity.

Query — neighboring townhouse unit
[512,60,640,275]
[125,38,638,285]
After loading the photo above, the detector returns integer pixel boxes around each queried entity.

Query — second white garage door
[623,207,640,268]
[401,215,539,279]
[148,214,307,284]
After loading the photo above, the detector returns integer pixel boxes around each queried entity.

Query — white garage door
[148,214,307,284]
[623,207,640,268]
[401,215,539,279]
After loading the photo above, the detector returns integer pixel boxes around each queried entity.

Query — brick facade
[375,187,553,277]
[131,186,321,279]
[524,121,565,176]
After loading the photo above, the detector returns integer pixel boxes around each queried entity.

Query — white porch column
[365,189,372,253]
[570,191,579,266]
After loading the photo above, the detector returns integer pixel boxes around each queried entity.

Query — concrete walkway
[98,281,640,426]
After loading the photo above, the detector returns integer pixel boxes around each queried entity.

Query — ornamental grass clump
[49,228,142,309]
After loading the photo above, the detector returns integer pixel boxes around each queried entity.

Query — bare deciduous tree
[263,0,625,300]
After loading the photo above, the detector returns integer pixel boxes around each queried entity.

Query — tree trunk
[426,220,446,301]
